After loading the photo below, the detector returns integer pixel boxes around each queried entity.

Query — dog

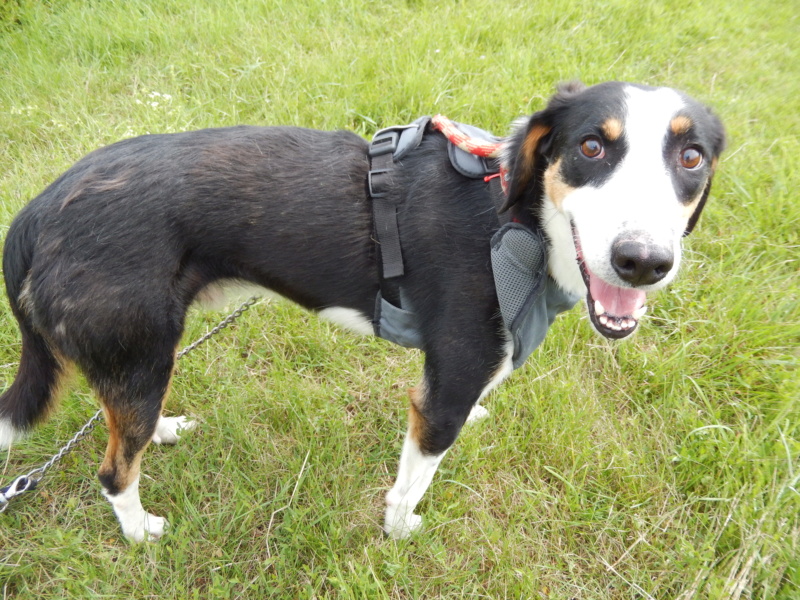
[0,81,724,541]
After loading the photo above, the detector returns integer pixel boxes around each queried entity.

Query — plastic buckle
[369,130,400,158]
[368,169,392,198]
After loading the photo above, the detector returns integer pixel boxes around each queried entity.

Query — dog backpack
[368,118,579,369]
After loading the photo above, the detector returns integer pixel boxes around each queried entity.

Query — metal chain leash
[175,296,259,360]
[0,296,259,513]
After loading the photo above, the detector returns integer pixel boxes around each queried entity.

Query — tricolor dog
[0,81,724,541]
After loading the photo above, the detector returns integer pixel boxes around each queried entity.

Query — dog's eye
[680,147,703,169]
[580,137,604,159]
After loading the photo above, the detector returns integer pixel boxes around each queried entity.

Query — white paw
[121,512,168,543]
[466,403,489,424]
[384,508,423,539]
[152,416,196,445]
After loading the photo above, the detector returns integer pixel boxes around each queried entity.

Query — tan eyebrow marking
[670,115,693,135]
[601,118,623,141]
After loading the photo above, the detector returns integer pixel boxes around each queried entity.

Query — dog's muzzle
[572,225,650,340]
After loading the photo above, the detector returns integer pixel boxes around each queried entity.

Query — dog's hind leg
[384,338,513,539]
[90,355,176,542]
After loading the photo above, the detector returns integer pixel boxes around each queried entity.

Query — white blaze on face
[544,86,690,298]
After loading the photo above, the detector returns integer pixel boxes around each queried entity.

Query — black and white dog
[0,81,724,541]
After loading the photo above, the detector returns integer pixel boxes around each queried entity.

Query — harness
[367,116,579,369]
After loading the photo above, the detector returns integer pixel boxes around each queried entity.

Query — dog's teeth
[633,305,647,319]
[594,300,605,315]
[611,322,622,331]
[598,315,609,326]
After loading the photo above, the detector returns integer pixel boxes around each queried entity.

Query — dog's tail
[1,208,69,449]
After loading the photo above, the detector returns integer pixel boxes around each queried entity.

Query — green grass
[0,0,797,597]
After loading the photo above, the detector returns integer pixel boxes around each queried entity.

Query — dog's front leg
[384,340,513,539]
[383,388,448,539]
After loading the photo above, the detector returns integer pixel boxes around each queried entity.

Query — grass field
[0,0,798,598]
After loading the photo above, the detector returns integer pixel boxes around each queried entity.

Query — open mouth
[572,224,647,340]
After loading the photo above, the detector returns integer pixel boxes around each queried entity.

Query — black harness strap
[368,117,432,281]
[369,116,508,283]
[368,131,405,279]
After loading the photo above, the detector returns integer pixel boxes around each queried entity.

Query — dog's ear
[499,115,552,213]
[684,108,726,236]
[554,80,588,98]
[500,81,586,213]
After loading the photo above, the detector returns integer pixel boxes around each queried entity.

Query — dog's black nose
[611,236,674,286]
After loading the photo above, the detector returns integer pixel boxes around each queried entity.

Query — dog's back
[1,126,377,444]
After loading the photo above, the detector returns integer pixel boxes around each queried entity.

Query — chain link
[176,296,259,359]
[0,296,259,512]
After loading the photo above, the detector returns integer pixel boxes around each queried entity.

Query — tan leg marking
[99,404,151,495]
[407,386,426,446]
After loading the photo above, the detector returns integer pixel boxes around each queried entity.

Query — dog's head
[501,81,725,339]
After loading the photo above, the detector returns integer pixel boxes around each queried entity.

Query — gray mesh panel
[490,224,547,330]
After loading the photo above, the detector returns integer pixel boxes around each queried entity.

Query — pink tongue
[589,272,646,317]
